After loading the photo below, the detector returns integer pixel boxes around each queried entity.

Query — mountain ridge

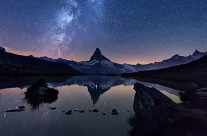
[37,48,207,74]
[135,50,207,71]
[1,46,207,75]
[0,47,81,75]
[123,55,207,83]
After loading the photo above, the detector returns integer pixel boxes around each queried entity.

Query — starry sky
[0,0,207,64]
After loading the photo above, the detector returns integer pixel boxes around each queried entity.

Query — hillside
[123,55,207,82]
[0,48,81,75]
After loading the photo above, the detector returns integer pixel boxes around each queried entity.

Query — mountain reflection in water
[0,76,206,136]
[48,76,138,104]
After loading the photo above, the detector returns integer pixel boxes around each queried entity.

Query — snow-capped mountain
[136,50,207,71]
[39,48,138,74]
[67,48,139,74]
[38,48,207,74]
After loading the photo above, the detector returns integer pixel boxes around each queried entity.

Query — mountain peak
[193,50,202,56]
[171,54,180,59]
[28,55,35,58]
[95,48,101,54]
[89,48,110,61]
[173,54,180,57]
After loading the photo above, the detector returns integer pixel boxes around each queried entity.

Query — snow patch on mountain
[38,48,207,74]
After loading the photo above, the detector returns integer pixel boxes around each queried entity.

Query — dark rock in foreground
[24,80,58,110]
[78,110,85,113]
[129,83,207,136]
[102,112,106,115]
[18,106,25,109]
[93,109,99,112]
[111,109,119,115]
[65,110,72,115]
[49,107,56,110]
[133,83,176,112]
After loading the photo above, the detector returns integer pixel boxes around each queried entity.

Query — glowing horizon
[0,0,207,65]
[1,45,206,65]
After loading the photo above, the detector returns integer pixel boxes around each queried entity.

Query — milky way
[0,0,207,64]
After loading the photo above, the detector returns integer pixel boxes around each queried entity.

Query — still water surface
[0,76,182,136]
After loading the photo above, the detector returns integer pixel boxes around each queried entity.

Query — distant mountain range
[0,46,206,75]
[39,48,207,74]
[136,50,207,71]
[123,55,207,83]
[0,47,81,75]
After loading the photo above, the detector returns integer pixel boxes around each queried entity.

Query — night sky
[0,0,207,64]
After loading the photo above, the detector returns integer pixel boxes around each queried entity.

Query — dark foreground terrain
[131,83,207,136]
